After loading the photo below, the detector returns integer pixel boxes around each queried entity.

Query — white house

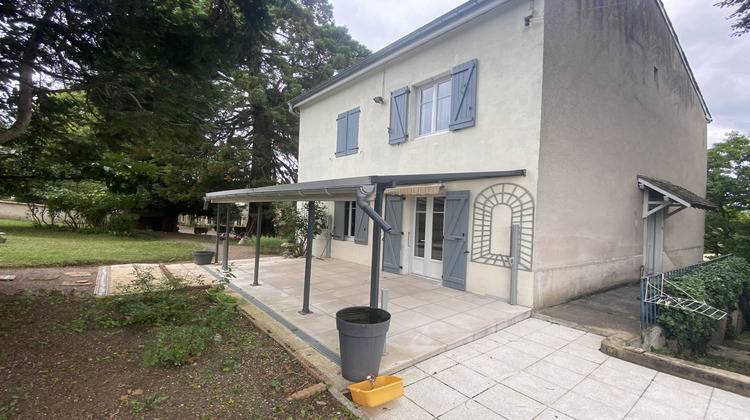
[208,0,714,309]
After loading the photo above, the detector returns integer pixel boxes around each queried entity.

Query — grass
[0,220,209,267]
[181,233,285,255]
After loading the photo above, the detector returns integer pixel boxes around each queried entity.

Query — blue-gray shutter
[389,87,409,144]
[346,107,360,154]
[382,195,403,274]
[333,201,345,240]
[442,190,470,291]
[335,111,348,157]
[449,59,477,131]
[353,202,369,244]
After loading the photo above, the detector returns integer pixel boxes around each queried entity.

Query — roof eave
[654,0,712,123]
[287,0,511,110]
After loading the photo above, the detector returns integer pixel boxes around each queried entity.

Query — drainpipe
[287,103,300,117]
[357,185,392,308]
[356,186,392,232]
[524,0,534,26]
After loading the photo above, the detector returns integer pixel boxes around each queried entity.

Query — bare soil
[0,230,355,419]
[0,291,354,419]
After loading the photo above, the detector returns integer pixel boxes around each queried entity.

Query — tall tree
[1,0,369,233]
[705,132,750,259]
[0,0,271,145]
[716,0,750,36]
[213,0,369,235]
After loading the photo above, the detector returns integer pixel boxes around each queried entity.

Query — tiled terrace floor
[215,257,531,375]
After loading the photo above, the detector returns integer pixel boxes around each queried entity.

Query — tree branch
[0,0,63,145]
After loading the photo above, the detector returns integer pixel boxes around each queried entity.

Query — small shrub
[108,213,139,236]
[276,202,326,258]
[113,268,195,326]
[657,256,750,354]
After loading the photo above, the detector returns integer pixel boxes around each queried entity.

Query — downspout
[358,184,392,308]
[524,0,534,26]
[356,186,392,232]
[287,102,300,117]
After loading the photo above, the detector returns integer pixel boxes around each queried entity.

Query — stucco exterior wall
[534,0,709,307]
[302,0,545,304]
[297,0,544,184]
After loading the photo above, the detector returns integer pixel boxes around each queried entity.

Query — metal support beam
[300,201,314,315]
[369,187,385,308]
[222,204,230,270]
[214,204,221,264]
[253,203,262,286]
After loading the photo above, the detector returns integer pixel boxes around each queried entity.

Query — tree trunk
[0,0,63,145]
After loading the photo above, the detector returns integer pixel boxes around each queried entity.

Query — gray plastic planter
[336,306,391,382]
[192,250,215,265]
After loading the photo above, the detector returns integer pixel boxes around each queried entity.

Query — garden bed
[0,290,355,419]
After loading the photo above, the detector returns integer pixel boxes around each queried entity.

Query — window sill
[414,130,448,141]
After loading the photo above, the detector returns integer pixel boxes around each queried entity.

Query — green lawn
[0,220,210,267]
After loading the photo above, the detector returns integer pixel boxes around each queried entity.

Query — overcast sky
[329,0,750,147]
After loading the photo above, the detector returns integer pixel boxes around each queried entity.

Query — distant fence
[640,255,732,328]
[0,200,40,222]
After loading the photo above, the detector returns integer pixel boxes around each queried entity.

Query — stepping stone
[0,275,16,281]
[61,281,91,286]
[65,272,92,277]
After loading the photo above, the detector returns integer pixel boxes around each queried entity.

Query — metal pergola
[204,170,525,314]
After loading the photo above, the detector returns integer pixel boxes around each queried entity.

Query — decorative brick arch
[471,183,534,271]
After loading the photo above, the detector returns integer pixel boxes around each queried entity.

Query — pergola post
[214,203,221,264]
[253,203,262,287]
[222,204,231,270]
[300,201,315,314]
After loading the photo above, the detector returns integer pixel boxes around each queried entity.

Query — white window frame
[417,78,451,137]
[343,201,357,239]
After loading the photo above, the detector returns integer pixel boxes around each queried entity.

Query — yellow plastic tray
[347,376,404,407]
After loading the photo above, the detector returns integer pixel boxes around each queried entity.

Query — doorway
[411,196,445,280]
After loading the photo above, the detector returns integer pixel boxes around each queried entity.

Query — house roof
[638,175,716,211]
[287,0,711,123]
[287,0,512,110]
[654,0,712,123]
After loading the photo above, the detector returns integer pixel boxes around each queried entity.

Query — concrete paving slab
[433,364,496,398]
[474,383,546,420]
[439,399,505,420]
[152,259,750,419]
[403,376,468,417]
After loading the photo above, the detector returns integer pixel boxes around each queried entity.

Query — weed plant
[94,267,239,367]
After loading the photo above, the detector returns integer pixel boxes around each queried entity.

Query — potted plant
[192,250,215,265]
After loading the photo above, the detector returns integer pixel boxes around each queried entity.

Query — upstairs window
[419,79,451,136]
[388,58,478,144]
[336,107,360,157]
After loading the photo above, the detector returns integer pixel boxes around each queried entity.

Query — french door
[411,196,445,279]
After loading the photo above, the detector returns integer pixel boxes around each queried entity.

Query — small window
[418,80,451,136]
[343,201,357,237]
[333,200,369,244]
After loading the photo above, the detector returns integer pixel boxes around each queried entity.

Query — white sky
[329,0,750,147]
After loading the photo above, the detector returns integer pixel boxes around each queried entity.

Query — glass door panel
[431,197,445,261]
[415,197,427,257]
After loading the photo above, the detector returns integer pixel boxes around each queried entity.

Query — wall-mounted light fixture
[373,96,384,104]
